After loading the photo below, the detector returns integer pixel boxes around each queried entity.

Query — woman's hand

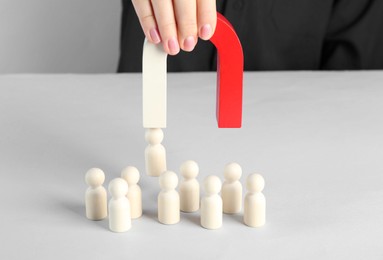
[132,0,217,55]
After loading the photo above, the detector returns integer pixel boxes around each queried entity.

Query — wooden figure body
[244,173,266,227]
[158,171,180,225]
[145,128,167,176]
[108,178,131,232]
[222,162,243,214]
[121,166,142,219]
[179,160,200,212]
[85,168,107,220]
[201,175,222,230]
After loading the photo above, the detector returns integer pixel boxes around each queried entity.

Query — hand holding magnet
[143,12,243,128]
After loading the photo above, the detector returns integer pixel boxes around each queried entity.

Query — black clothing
[118,0,383,72]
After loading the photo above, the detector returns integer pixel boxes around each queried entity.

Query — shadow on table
[60,199,109,230]
[231,213,243,224]
[142,208,158,223]
[181,212,200,226]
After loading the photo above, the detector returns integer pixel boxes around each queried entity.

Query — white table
[1,72,382,259]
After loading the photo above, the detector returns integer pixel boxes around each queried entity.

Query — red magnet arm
[209,12,244,128]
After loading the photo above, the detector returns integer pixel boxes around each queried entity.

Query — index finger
[197,0,217,40]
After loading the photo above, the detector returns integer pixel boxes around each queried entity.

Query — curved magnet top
[142,12,244,128]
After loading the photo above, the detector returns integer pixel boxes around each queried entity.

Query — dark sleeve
[225,0,332,70]
[119,0,383,71]
[321,0,383,69]
[118,0,335,72]
[117,0,145,72]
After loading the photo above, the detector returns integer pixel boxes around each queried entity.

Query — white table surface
[0,72,382,259]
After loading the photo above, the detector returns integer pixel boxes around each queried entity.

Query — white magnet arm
[142,39,168,128]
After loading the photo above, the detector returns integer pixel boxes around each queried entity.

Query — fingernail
[200,24,212,40]
[183,36,196,52]
[149,28,161,44]
[167,37,180,55]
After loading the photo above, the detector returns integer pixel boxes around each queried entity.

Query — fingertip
[166,37,180,55]
[182,36,197,52]
[197,0,217,40]
[199,24,212,40]
[149,28,161,44]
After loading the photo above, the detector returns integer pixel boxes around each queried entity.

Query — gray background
[0,0,120,73]
[0,72,382,259]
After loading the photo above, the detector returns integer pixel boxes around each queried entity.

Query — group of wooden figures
[85,160,266,232]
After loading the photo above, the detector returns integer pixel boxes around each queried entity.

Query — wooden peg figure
[222,162,243,214]
[145,128,167,176]
[85,168,107,220]
[179,160,200,212]
[244,173,266,227]
[108,178,132,232]
[121,166,142,219]
[201,175,222,230]
[158,171,180,225]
